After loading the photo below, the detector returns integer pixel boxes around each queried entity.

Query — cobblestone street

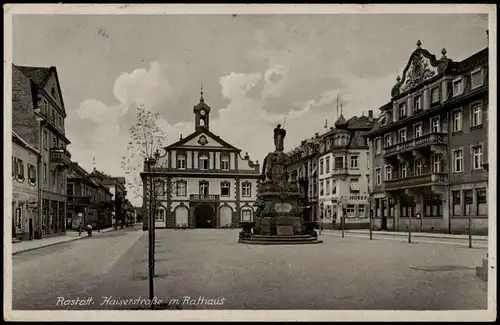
[13,229,488,310]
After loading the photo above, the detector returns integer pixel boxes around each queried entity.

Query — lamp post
[468,204,472,248]
[319,202,324,236]
[341,199,346,238]
[146,150,160,309]
[368,195,373,240]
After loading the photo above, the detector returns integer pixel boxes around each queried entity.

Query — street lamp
[146,149,160,309]
[368,195,373,240]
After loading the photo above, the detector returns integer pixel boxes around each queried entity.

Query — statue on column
[274,124,286,152]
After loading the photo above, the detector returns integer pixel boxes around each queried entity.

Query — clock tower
[193,83,211,132]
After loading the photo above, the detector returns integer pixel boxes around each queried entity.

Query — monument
[238,124,322,245]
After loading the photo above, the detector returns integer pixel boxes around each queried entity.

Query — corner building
[143,92,261,229]
[365,41,488,234]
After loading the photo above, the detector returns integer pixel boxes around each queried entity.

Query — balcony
[384,172,448,191]
[190,194,220,202]
[50,148,72,168]
[331,168,348,176]
[383,133,447,158]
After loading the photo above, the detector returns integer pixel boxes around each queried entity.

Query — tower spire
[92,157,96,171]
[200,81,204,102]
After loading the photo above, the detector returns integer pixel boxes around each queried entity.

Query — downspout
[37,120,47,239]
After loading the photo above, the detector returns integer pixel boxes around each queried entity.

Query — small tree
[121,104,167,307]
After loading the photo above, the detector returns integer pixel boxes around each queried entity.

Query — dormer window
[51,87,56,97]
[452,77,464,97]
[471,68,484,89]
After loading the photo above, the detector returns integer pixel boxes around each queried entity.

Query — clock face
[200,110,206,116]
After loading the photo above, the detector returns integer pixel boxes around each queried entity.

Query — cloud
[113,61,173,109]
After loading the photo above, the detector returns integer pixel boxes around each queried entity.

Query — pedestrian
[86,223,92,237]
[78,223,83,236]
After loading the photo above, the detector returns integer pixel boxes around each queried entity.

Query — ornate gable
[391,40,453,98]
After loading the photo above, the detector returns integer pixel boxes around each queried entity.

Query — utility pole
[408,211,412,243]
[369,196,373,240]
[147,159,154,307]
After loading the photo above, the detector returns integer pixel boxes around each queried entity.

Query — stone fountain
[238,124,323,245]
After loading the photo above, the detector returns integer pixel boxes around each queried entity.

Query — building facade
[12,64,72,238]
[66,163,114,230]
[317,112,376,229]
[12,132,40,241]
[142,92,261,229]
[365,41,488,234]
[89,170,127,228]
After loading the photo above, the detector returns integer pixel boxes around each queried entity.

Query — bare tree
[120,104,167,308]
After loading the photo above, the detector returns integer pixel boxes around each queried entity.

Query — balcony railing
[190,194,220,201]
[384,132,447,157]
[331,167,348,175]
[384,172,448,190]
[50,148,72,167]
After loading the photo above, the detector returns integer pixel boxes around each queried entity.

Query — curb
[12,228,119,256]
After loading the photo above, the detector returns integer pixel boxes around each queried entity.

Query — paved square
[85,229,487,310]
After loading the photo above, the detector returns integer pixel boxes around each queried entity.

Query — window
[398,128,407,143]
[58,116,63,129]
[472,145,483,170]
[350,178,359,192]
[375,168,381,185]
[414,123,423,138]
[453,78,463,97]
[52,170,57,187]
[414,95,422,113]
[220,155,230,171]
[471,104,482,127]
[375,138,382,154]
[452,190,461,216]
[176,180,187,196]
[176,154,186,169]
[384,134,392,148]
[52,136,57,149]
[319,159,324,175]
[51,108,56,124]
[242,182,251,197]
[346,205,356,217]
[220,181,230,197]
[319,181,324,196]
[431,87,440,104]
[385,165,392,181]
[14,158,25,181]
[476,188,487,215]
[67,183,74,196]
[199,181,209,195]
[325,180,330,194]
[453,149,463,173]
[400,162,408,178]
[471,68,483,89]
[431,155,441,173]
[358,206,365,216]
[325,157,330,173]
[199,154,209,170]
[155,209,165,222]
[241,209,253,222]
[43,130,48,150]
[415,159,423,176]
[350,155,359,169]
[27,164,36,185]
[399,102,407,119]
[334,156,344,169]
[453,110,462,132]
[331,179,337,194]
[431,116,440,133]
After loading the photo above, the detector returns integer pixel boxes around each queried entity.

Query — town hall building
[143,90,261,229]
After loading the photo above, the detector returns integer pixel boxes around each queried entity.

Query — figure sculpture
[274,124,286,152]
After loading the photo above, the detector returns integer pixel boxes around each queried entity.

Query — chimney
[368,110,373,118]
[314,132,319,138]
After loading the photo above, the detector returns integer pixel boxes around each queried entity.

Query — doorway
[29,218,34,240]
[195,205,214,228]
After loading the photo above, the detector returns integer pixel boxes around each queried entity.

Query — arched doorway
[195,205,214,228]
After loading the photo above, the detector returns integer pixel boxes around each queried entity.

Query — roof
[166,128,240,151]
[15,66,53,87]
[13,64,68,117]
[12,131,40,155]
[334,114,348,128]
[346,115,376,130]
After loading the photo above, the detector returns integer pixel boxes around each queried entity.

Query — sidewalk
[12,227,119,255]
[321,229,488,241]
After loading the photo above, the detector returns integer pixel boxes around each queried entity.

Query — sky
[12,13,488,206]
